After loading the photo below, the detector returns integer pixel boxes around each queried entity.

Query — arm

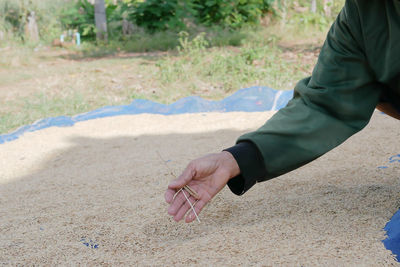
[165,0,381,222]
[227,0,380,195]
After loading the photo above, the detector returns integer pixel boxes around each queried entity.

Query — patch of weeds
[242,27,280,47]
[0,46,34,68]
[155,32,209,85]
[177,31,209,55]
[206,26,249,47]
[78,43,118,58]
[0,112,23,135]
[121,31,180,52]
[66,31,181,57]
[22,91,89,115]
[0,91,93,134]
[202,49,262,91]
[0,71,34,87]
[129,91,157,102]
[155,40,309,97]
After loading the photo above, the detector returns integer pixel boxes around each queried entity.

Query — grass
[66,26,261,58]
[0,91,91,134]
[0,15,333,135]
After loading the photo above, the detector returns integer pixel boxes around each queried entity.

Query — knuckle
[187,160,196,170]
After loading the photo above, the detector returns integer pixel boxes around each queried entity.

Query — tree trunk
[310,0,317,13]
[280,0,288,28]
[94,0,107,42]
[25,11,39,42]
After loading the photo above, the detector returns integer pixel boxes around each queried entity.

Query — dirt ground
[0,110,399,265]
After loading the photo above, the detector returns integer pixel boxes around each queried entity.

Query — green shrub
[206,26,249,47]
[177,31,209,54]
[44,0,278,45]
[293,12,329,30]
[122,31,179,51]
[193,0,274,29]
[132,0,197,32]
[0,0,64,42]
[107,1,136,39]
[60,0,97,40]
[0,1,25,36]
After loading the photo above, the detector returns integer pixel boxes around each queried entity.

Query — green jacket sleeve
[229,0,381,194]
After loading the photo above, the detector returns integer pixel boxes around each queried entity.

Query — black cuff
[224,141,267,196]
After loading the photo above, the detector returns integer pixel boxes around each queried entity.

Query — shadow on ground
[0,122,399,264]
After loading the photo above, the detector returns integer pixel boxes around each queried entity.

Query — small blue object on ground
[383,210,400,261]
[80,237,99,249]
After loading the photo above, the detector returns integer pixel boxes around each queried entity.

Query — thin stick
[157,150,201,223]
[181,189,201,223]
[184,185,200,199]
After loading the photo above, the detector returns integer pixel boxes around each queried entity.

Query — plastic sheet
[0,86,292,144]
[384,211,400,261]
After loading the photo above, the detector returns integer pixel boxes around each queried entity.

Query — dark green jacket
[226,0,400,195]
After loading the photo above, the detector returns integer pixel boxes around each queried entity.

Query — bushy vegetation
[59,0,277,36]
[194,0,274,28]
[132,0,197,32]
[0,0,344,48]
[0,0,67,43]
[59,0,97,40]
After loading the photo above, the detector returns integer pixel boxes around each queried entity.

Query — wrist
[218,151,240,180]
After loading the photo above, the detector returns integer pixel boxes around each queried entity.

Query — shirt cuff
[224,141,267,195]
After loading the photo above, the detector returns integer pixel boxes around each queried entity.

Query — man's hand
[165,151,240,223]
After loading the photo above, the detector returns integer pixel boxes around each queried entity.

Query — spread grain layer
[0,111,399,265]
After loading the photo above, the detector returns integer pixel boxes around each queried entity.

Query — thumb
[168,164,196,189]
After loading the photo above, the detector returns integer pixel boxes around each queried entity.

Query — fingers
[167,189,186,216]
[185,199,206,223]
[167,189,204,223]
[164,188,175,204]
[173,193,197,222]
[165,163,195,205]
[168,163,196,189]
[165,185,199,204]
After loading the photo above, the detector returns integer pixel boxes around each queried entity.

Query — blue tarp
[0,85,398,261]
[0,86,293,144]
[384,210,400,261]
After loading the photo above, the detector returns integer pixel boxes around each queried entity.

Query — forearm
[225,0,382,195]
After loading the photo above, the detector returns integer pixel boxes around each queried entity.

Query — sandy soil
[0,111,399,265]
